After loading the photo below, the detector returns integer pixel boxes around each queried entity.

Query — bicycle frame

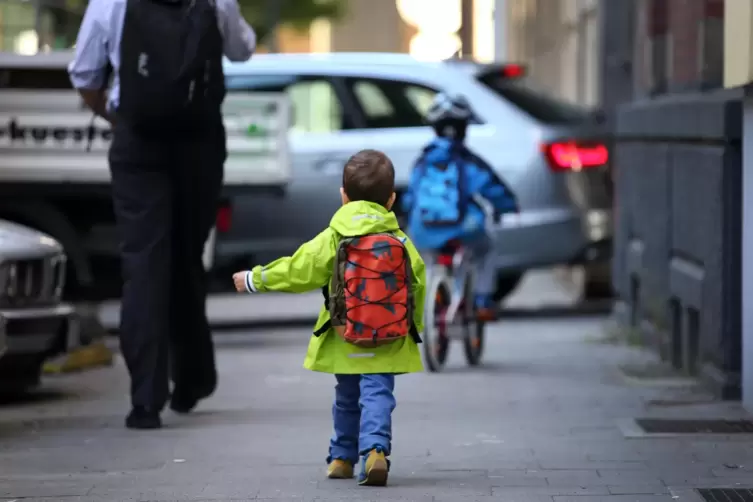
[437,246,473,324]
[424,195,507,331]
[421,196,511,371]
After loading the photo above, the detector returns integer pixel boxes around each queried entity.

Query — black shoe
[169,384,215,414]
[125,406,162,430]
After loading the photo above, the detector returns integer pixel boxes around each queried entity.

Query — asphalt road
[1,271,751,502]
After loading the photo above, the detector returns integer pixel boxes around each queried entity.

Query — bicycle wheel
[462,269,485,366]
[463,321,485,366]
[423,274,451,372]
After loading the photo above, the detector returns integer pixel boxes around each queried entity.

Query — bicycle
[422,196,503,372]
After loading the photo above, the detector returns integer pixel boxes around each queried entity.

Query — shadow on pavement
[0,389,71,407]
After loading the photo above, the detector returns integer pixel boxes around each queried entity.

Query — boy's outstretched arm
[233,228,335,294]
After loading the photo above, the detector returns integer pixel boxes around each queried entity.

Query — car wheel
[492,272,523,303]
[582,261,613,300]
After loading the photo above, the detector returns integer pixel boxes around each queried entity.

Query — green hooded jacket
[248,201,426,374]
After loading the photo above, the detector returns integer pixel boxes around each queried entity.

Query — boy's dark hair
[342,149,395,207]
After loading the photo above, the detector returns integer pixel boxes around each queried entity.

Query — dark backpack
[313,233,421,348]
[119,0,226,137]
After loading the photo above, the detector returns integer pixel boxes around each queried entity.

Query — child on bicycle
[402,93,518,321]
[233,149,425,487]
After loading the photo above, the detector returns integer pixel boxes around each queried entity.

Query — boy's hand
[233,271,251,293]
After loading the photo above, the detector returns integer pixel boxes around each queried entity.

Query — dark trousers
[108,122,226,410]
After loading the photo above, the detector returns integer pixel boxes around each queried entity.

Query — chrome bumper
[0,304,78,357]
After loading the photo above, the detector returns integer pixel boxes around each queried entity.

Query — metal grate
[697,488,753,502]
[635,418,753,434]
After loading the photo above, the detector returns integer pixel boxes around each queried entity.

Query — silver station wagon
[217,53,613,301]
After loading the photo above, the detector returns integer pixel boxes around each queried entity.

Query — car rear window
[478,74,593,124]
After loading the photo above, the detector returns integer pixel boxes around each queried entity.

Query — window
[478,74,594,124]
[226,75,344,133]
[647,0,669,95]
[287,81,342,133]
[699,0,724,89]
[0,67,74,89]
[345,78,441,129]
[404,86,437,117]
[353,81,395,120]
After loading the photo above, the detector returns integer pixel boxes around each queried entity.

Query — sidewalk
[1,280,752,501]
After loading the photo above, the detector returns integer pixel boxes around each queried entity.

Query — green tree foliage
[26,0,345,49]
[238,0,346,44]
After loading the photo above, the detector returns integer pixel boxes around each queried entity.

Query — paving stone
[660,475,753,487]
[537,460,650,471]
[442,496,555,502]
[0,285,750,502]
[595,471,666,485]
[492,487,611,496]
[553,497,677,502]
[0,481,93,498]
[710,465,752,477]
[607,485,670,495]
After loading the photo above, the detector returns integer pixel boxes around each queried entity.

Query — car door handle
[313,157,345,176]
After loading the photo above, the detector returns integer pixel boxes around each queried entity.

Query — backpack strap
[313,320,331,337]
[312,284,421,343]
[313,285,331,337]
[321,284,330,310]
[409,323,422,343]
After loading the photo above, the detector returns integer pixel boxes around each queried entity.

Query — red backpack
[314,233,420,348]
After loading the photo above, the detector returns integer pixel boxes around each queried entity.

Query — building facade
[504,0,602,107]
[603,0,736,399]
[0,0,502,62]
[506,0,741,401]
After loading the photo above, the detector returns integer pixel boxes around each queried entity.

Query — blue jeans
[465,234,495,296]
[327,373,396,465]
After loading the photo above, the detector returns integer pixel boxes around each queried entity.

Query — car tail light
[500,64,526,78]
[216,204,232,233]
[542,142,609,172]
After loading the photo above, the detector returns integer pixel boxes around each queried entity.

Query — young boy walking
[233,149,426,486]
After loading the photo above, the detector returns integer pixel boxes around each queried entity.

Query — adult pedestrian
[68,0,256,429]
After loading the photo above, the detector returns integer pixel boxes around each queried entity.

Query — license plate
[202,227,217,271]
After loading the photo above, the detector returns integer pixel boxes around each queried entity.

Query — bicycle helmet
[425,93,473,140]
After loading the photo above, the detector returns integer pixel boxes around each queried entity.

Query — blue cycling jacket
[401,137,518,250]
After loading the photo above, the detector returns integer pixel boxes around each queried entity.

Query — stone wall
[611,90,742,399]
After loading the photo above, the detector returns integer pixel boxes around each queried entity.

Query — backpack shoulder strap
[313,285,331,337]
[409,323,421,343]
